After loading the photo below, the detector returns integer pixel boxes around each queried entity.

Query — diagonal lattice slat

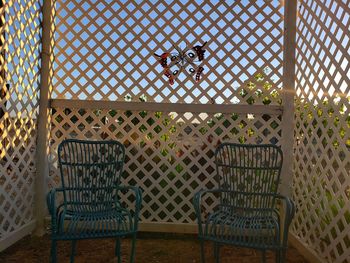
[293,1,350,262]
[52,0,284,104]
[0,0,42,242]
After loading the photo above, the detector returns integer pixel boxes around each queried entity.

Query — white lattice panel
[294,1,350,262]
[49,106,282,223]
[0,0,42,241]
[52,0,284,104]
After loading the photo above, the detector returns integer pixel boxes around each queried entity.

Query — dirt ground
[0,233,308,263]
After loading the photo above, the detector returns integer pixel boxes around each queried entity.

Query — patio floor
[0,233,308,263]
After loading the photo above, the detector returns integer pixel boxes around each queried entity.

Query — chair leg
[199,239,205,263]
[50,240,57,263]
[261,250,267,263]
[130,234,137,263]
[279,248,287,263]
[275,250,281,263]
[214,242,220,263]
[115,237,121,263]
[70,240,77,263]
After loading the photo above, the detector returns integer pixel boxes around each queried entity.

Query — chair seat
[202,208,280,249]
[53,208,135,240]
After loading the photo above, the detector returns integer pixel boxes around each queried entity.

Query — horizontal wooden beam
[50,99,283,115]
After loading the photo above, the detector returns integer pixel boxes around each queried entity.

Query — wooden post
[281,0,297,196]
[34,0,53,235]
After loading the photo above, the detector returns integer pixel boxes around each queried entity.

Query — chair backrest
[58,139,125,213]
[215,143,283,210]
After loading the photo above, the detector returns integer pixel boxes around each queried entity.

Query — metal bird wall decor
[154,42,207,85]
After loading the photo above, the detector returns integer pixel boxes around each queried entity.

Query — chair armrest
[193,189,221,212]
[46,188,65,232]
[274,194,295,247]
[275,194,295,225]
[114,185,142,216]
[194,190,294,218]
[193,189,223,235]
[193,189,295,238]
[46,188,65,216]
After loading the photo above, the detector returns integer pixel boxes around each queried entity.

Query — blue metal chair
[47,139,142,263]
[193,143,295,263]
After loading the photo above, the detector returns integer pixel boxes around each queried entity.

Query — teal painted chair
[47,139,142,263]
[193,143,294,263]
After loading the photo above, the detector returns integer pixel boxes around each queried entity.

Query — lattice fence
[48,0,286,226]
[293,0,350,262]
[49,106,282,224]
[0,0,42,246]
[52,0,284,103]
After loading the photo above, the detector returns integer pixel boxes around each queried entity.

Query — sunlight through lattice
[52,0,284,104]
[0,0,42,241]
[293,1,350,262]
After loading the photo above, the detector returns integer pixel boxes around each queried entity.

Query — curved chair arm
[193,189,224,236]
[274,194,295,247]
[115,185,143,231]
[46,188,65,233]
[193,189,295,238]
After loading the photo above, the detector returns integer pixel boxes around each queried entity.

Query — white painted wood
[48,0,285,229]
[49,107,282,224]
[50,99,283,115]
[2,1,350,263]
[52,1,284,104]
[293,1,350,262]
[0,0,42,248]
[34,0,53,236]
[281,0,297,197]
